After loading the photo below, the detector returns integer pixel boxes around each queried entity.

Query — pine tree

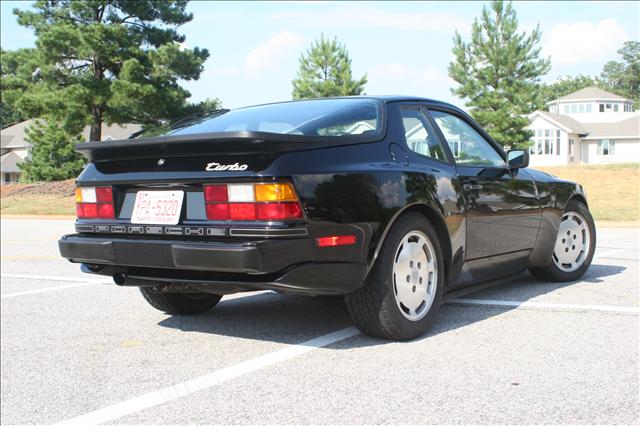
[4,0,210,141]
[292,35,367,99]
[18,120,86,182]
[448,1,550,149]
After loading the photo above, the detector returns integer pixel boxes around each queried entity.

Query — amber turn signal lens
[254,183,297,202]
[75,187,83,203]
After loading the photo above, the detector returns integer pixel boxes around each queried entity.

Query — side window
[399,108,447,162]
[430,110,505,167]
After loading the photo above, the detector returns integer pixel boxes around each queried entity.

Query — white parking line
[450,298,639,314]
[1,274,111,299]
[1,283,95,299]
[55,326,360,425]
[1,273,110,283]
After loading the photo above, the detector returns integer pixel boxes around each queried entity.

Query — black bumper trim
[59,234,313,274]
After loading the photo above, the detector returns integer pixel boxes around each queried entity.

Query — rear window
[136,98,382,139]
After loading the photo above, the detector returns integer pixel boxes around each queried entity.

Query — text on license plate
[131,190,184,225]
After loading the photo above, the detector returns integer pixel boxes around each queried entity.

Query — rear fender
[364,202,454,289]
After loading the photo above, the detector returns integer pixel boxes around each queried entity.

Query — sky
[1,1,639,110]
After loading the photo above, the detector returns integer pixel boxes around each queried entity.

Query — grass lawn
[535,163,639,223]
[1,165,638,223]
[0,180,76,216]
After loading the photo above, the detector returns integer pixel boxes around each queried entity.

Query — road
[1,218,638,425]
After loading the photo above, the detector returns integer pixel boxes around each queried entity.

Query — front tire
[529,200,596,282]
[344,213,445,340]
[139,288,222,315]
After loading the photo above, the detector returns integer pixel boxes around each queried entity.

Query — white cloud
[417,68,440,83]
[368,64,443,85]
[244,30,305,75]
[270,6,468,33]
[544,18,627,66]
[366,63,449,97]
[368,63,412,80]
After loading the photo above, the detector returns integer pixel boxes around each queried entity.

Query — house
[527,87,640,166]
[0,120,142,184]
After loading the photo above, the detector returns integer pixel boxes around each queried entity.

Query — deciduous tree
[600,41,640,108]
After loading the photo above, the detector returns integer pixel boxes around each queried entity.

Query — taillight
[75,186,115,219]
[203,183,303,221]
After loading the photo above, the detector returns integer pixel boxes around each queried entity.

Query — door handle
[463,183,483,191]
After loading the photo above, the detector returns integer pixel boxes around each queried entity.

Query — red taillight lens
[95,187,113,203]
[205,203,230,220]
[97,203,115,219]
[204,183,303,221]
[256,202,301,220]
[204,185,228,202]
[76,186,115,219]
[77,203,97,219]
[229,203,257,220]
[317,235,357,247]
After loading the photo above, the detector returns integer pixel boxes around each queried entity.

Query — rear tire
[529,200,596,282]
[139,288,222,315]
[344,213,445,340]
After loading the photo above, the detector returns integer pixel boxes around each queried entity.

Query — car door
[428,109,541,261]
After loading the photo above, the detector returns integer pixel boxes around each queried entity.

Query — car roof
[237,95,466,113]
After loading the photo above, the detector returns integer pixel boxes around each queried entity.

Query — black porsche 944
[59,97,596,340]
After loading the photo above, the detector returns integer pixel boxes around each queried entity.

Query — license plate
[131,190,184,225]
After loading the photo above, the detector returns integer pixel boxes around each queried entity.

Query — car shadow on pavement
[157,261,627,347]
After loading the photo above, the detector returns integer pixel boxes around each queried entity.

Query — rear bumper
[58,234,367,295]
[59,234,310,274]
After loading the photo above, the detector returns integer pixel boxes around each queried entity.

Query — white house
[527,87,640,166]
[0,120,142,184]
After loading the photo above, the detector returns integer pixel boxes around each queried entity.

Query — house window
[530,129,561,155]
[3,173,19,184]
[597,139,615,156]
[599,104,605,112]
[569,139,575,160]
[563,105,570,114]
[570,104,577,113]
[613,104,619,112]
[578,104,584,113]
[544,130,551,154]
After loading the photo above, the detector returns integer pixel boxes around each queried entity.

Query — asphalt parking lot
[1,218,638,425]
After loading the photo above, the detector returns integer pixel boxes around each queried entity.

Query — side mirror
[507,149,529,169]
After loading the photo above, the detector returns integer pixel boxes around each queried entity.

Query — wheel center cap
[411,269,419,282]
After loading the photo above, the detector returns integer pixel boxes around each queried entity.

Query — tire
[344,213,445,340]
[529,199,596,282]
[139,288,222,315]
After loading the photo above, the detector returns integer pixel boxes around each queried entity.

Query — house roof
[581,115,640,140]
[531,111,589,135]
[1,119,37,148]
[0,151,24,173]
[1,120,143,148]
[81,122,143,141]
[552,86,627,103]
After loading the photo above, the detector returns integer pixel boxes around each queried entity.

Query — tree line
[1,0,638,181]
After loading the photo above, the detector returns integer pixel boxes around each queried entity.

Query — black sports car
[58,97,596,340]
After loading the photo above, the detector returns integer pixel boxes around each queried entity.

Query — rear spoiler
[75,131,382,162]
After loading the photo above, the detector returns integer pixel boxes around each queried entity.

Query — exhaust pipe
[113,273,126,286]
